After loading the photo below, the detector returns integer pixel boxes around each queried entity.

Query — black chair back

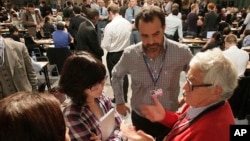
[228,76,250,120]
[46,48,72,74]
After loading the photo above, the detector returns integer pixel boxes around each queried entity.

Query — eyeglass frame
[185,75,213,91]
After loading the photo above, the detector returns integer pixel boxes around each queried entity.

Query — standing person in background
[101,3,131,103]
[59,51,123,141]
[68,5,87,49]
[97,0,108,44]
[76,8,104,61]
[52,22,73,50]
[243,5,250,30]
[164,7,183,42]
[22,3,44,38]
[0,36,37,99]
[43,16,56,38]
[121,48,238,141]
[63,0,74,22]
[120,0,129,18]
[39,0,52,18]
[223,34,249,77]
[111,6,192,141]
[0,92,71,141]
[125,0,141,45]
[200,2,218,38]
[186,3,199,37]
[162,0,173,15]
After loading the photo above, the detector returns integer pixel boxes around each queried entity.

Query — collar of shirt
[186,101,221,120]
[228,45,239,50]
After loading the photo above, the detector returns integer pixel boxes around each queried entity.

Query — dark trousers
[106,51,128,102]
[132,111,171,141]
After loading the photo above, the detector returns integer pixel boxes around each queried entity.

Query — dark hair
[223,26,231,35]
[135,6,165,30]
[56,22,65,30]
[59,51,106,106]
[86,8,99,20]
[73,5,81,14]
[27,3,35,8]
[172,8,179,16]
[212,31,222,41]
[44,16,50,23]
[8,25,18,34]
[0,92,66,141]
[67,0,73,6]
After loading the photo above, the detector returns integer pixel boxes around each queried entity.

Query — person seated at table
[223,34,249,77]
[43,16,55,38]
[7,25,21,42]
[59,51,123,140]
[0,92,70,141]
[52,22,73,50]
[120,48,238,141]
[218,16,230,33]
[242,30,250,47]
[23,34,46,56]
[201,31,223,52]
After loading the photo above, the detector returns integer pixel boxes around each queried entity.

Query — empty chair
[36,56,59,76]
[46,48,72,74]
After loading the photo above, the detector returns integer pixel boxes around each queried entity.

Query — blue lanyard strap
[143,50,166,88]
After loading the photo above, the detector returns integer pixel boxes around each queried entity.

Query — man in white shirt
[223,34,249,77]
[165,8,183,42]
[101,3,132,103]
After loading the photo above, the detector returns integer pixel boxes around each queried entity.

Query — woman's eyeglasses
[185,76,212,91]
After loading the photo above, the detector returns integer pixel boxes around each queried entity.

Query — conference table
[182,38,207,44]
[0,28,27,34]
[182,38,207,54]
[34,39,55,49]
[34,39,54,45]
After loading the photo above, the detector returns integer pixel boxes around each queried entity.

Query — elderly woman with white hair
[121,48,238,141]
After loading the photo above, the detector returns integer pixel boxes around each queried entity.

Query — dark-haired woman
[59,51,123,141]
[201,31,223,52]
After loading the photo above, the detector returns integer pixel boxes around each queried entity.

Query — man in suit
[200,2,218,37]
[0,36,38,99]
[68,5,87,49]
[22,3,44,38]
[76,8,104,61]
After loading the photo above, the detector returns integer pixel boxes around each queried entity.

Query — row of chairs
[24,34,72,75]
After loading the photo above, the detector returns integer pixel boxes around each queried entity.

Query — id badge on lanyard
[143,51,166,97]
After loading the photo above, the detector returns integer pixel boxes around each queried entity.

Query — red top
[160,101,235,141]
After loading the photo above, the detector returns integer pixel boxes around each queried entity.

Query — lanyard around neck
[143,50,166,88]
